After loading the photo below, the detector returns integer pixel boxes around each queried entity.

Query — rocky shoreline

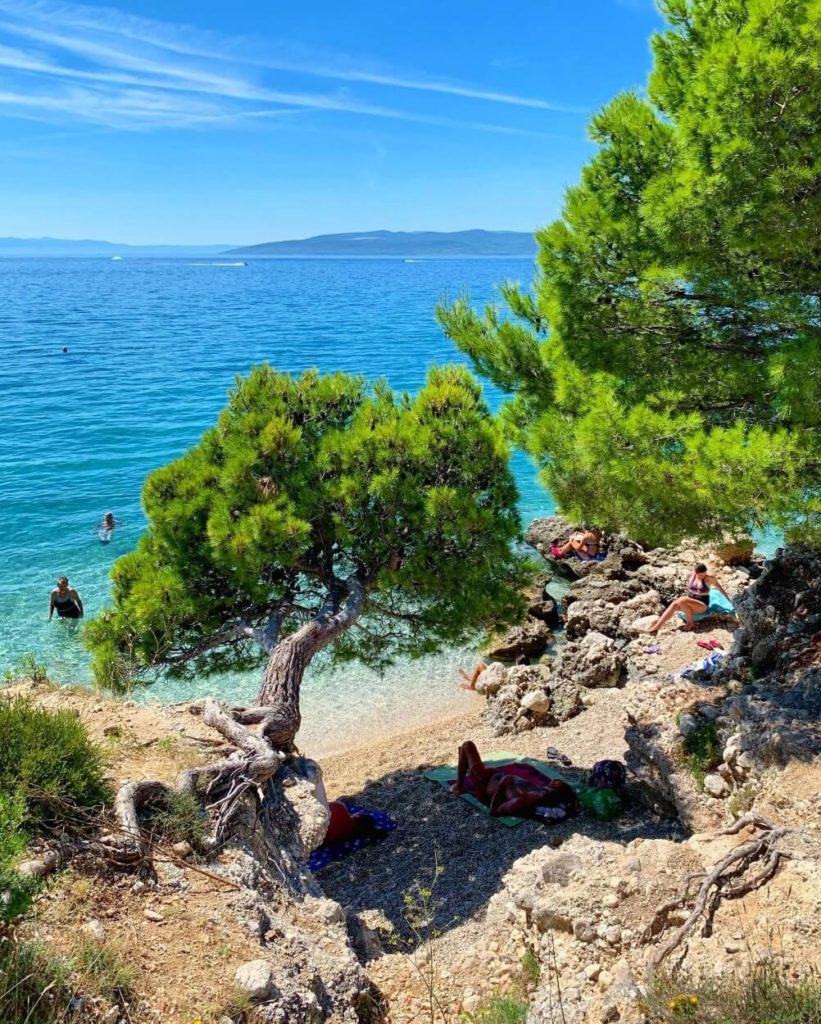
[7,522,819,1024]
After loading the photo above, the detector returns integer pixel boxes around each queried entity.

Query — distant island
[0,237,235,257]
[0,230,537,258]
[224,229,537,257]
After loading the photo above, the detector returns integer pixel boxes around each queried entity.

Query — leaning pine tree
[86,364,527,862]
[439,0,820,547]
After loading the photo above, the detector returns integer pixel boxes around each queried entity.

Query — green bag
[578,786,622,821]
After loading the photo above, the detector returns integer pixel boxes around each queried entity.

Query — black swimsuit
[54,594,81,618]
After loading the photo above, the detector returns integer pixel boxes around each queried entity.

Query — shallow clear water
[0,256,552,752]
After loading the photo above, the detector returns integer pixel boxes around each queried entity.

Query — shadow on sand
[318,760,687,949]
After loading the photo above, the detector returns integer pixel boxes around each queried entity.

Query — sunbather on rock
[450,741,581,822]
[551,528,603,561]
[647,562,733,633]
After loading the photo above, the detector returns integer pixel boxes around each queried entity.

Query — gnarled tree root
[24,698,294,881]
[643,813,792,968]
[113,697,286,856]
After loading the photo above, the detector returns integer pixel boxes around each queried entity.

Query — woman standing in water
[49,576,84,620]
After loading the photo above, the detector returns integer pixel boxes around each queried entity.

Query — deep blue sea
[0,256,553,751]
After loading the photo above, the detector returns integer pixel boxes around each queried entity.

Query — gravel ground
[318,684,686,947]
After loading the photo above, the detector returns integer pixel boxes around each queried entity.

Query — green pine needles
[439,0,820,547]
[86,364,527,692]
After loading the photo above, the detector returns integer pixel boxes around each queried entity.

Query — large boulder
[551,632,627,689]
[474,661,508,696]
[486,617,552,660]
[482,662,583,734]
[567,576,648,607]
[235,960,276,1001]
[564,580,663,641]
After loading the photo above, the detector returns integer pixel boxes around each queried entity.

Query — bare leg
[459,662,487,690]
[453,740,487,793]
[678,599,707,632]
[648,598,686,634]
[649,598,706,634]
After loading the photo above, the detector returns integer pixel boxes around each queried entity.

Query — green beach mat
[424,751,574,828]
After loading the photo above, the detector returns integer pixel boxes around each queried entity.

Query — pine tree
[86,364,526,746]
[439,0,819,547]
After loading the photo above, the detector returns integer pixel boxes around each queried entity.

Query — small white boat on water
[111,256,123,261]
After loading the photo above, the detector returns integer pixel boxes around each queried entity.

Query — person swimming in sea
[49,576,84,620]
[96,512,123,542]
[97,512,122,532]
[647,562,733,633]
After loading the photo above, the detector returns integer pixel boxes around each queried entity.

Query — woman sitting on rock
[647,562,733,633]
[551,528,603,561]
[450,741,580,822]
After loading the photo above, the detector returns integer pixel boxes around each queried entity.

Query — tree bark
[255,575,365,746]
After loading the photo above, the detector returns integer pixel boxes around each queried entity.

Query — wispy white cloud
[0,0,584,131]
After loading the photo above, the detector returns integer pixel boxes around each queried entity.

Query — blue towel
[307,801,396,873]
[677,590,736,623]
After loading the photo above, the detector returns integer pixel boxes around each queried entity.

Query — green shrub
[683,721,721,789]
[0,794,38,922]
[2,652,49,685]
[140,788,208,852]
[467,995,529,1024]
[0,936,74,1024]
[74,938,135,1001]
[520,948,540,988]
[643,963,821,1023]
[0,696,110,831]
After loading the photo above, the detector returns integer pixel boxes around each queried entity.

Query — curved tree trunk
[255,576,365,747]
[100,578,366,885]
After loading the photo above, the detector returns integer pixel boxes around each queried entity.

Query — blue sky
[0,0,664,244]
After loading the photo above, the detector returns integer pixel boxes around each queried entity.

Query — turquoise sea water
[0,256,553,751]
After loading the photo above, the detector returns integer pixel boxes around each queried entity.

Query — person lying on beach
[449,741,581,822]
[551,528,603,561]
[324,800,386,844]
[49,576,84,620]
[458,662,487,690]
[647,563,733,633]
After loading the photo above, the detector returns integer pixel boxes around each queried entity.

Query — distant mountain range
[0,229,537,258]
[225,229,536,257]
[0,237,234,257]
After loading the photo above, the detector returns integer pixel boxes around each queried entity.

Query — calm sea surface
[0,256,553,752]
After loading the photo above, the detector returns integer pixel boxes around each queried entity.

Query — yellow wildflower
[690,995,698,1005]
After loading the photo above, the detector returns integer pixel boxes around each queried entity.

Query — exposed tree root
[643,813,792,967]
[21,698,304,886]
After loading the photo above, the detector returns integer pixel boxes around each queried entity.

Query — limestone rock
[703,773,730,798]
[552,632,627,689]
[521,689,551,715]
[234,959,275,1001]
[526,515,576,554]
[486,617,552,660]
[475,661,507,696]
[281,759,330,854]
[628,614,658,635]
[84,919,106,942]
[573,918,597,943]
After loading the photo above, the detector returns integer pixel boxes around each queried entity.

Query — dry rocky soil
[9,528,821,1024]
